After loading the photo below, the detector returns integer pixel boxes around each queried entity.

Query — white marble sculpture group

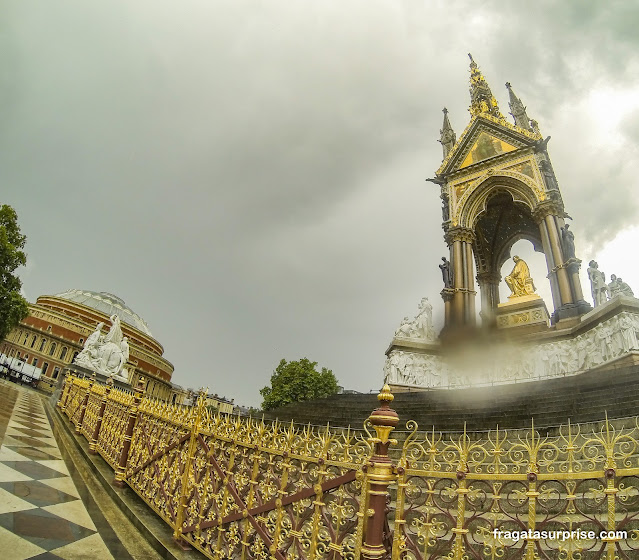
[384,248,638,391]
[587,260,634,307]
[74,315,130,382]
[384,306,639,390]
[393,297,437,342]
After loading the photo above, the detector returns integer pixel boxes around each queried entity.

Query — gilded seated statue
[505,256,537,298]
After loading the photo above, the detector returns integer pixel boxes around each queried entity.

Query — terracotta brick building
[0,289,174,399]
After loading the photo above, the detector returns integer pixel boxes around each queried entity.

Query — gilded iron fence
[56,374,639,559]
[56,375,398,560]
[60,376,89,427]
[391,420,639,560]
[79,383,105,441]
[98,385,135,470]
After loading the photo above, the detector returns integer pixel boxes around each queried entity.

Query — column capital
[445,227,475,244]
[532,200,564,224]
[440,288,455,302]
[476,271,501,285]
[564,257,582,274]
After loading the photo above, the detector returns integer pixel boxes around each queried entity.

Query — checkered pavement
[0,381,115,559]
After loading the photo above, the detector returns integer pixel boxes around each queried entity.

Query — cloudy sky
[2,1,639,406]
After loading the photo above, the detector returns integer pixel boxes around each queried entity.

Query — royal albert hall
[0,289,174,398]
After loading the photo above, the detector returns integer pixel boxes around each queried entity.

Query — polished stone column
[476,271,500,325]
[464,241,476,324]
[545,214,573,305]
[555,219,590,310]
[446,227,476,328]
[441,288,454,327]
[534,200,592,321]
[535,202,574,320]
[567,260,585,301]
[537,218,562,312]
[452,239,464,325]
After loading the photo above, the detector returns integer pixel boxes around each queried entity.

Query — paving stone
[0,381,127,559]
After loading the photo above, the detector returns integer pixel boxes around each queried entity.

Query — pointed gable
[459,131,518,169]
[437,115,540,176]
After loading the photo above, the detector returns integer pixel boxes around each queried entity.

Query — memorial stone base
[63,363,132,392]
[496,294,550,333]
[385,295,639,392]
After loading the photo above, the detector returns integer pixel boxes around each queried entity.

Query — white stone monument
[383,295,639,392]
[74,314,131,383]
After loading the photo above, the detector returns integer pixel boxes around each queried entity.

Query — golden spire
[468,53,503,120]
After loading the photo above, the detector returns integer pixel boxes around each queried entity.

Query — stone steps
[263,364,639,431]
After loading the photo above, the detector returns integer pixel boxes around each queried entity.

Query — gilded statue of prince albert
[505,256,537,298]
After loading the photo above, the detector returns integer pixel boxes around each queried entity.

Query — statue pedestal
[63,364,132,391]
[502,294,541,305]
[496,295,550,332]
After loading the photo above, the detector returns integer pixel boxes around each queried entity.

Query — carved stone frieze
[384,351,447,388]
[384,311,639,390]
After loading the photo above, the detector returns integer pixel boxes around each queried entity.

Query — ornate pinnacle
[439,107,456,159]
[467,54,503,120]
[368,385,398,446]
[378,384,394,404]
[505,81,532,131]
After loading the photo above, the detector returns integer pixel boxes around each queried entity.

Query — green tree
[0,205,29,341]
[260,358,339,411]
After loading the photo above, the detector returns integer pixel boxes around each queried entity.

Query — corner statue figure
[587,260,609,307]
[505,256,537,298]
[439,257,453,288]
[560,224,576,260]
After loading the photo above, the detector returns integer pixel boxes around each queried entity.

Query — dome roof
[52,289,153,336]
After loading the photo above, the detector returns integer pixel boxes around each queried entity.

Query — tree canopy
[0,205,29,341]
[260,358,339,411]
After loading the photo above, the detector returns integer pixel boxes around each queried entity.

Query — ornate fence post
[76,374,95,434]
[174,387,207,548]
[449,426,469,560]
[59,375,73,411]
[525,426,540,560]
[602,417,620,560]
[361,384,399,560]
[113,376,145,488]
[89,379,112,455]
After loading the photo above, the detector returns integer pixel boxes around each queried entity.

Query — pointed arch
[458,173,542,230]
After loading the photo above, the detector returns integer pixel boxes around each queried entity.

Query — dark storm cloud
[1,1,637,405]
